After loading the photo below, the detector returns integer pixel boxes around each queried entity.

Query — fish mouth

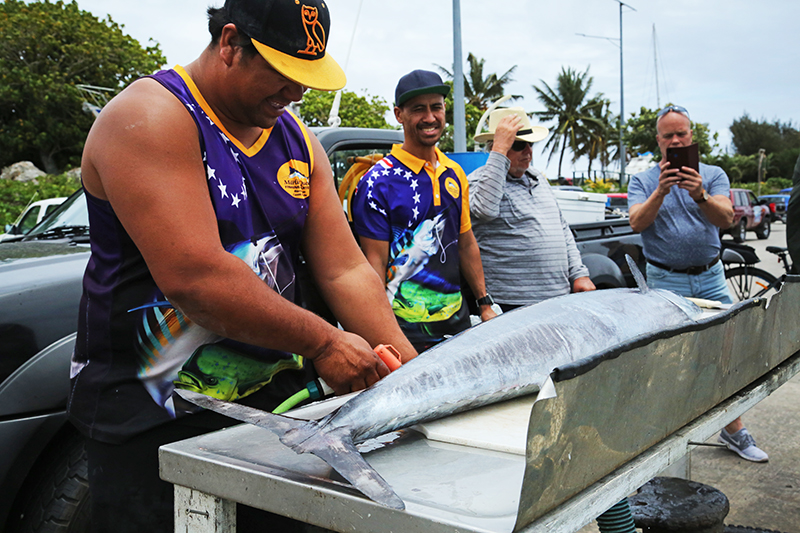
[174,371,204,393]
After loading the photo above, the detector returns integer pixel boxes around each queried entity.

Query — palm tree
[574,97,618,177]
[532,66,605,178]
[437,53,520,110]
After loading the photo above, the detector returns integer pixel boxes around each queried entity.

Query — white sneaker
[718,427,769,462]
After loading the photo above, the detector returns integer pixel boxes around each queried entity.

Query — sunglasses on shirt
[657,105,690,120]
[510,140,533,152]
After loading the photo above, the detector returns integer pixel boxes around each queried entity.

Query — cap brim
[474,126,549,144]
[396,85,450,106]
[252,39,346,91]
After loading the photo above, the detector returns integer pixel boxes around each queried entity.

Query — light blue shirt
[628,163,730,269]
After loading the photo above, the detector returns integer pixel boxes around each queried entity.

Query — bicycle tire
[724,266,780,301]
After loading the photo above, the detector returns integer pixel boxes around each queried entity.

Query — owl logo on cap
[298,5,326,56]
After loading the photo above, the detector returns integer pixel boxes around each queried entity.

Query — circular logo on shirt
[444,177,460,199]
[277,160,311,199]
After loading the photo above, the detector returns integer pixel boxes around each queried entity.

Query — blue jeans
[646,260,733,304]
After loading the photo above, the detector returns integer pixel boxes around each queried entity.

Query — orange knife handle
[374,344,402,371]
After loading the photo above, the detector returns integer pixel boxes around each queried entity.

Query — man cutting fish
[67,0,416,531]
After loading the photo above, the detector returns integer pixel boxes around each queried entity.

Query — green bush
[0,174,81,225]
[765,177,792,191]
[732,182,784,196]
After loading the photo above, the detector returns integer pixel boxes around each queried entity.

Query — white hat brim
[474,125,549,144]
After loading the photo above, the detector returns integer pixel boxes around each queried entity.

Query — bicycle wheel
[724,266,780,301]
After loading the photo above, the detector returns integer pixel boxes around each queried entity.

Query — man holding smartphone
[628,105,768,462]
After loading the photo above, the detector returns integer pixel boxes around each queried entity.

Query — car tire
[756,218,771,239]
[7,429,91,533]
[733,219,747,243]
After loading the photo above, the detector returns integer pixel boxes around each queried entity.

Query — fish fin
[174,389,303,434]
[626,254,649,294]
[175,389,405,510]
[283,426,406,510]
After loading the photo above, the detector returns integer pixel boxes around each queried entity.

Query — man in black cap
[69,1,416,531]
[350,70,496,353]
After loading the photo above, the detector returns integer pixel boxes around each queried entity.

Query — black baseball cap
[224,0,346,91]
[394,70,450,107]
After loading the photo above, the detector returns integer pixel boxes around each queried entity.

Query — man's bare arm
[674,167,734,228]
[358,236,390,280]
[629,163,680,232]
[458,229,496,321]
[302,135,418,364]
[82,79,393,393]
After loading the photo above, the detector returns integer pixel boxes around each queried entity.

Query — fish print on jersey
[135,233,301,415]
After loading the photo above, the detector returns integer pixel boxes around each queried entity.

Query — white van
[0,197,67,242]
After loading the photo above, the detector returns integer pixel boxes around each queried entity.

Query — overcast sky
[76,0,800,180]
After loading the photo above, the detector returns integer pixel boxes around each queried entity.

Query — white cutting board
[286,382,556,457]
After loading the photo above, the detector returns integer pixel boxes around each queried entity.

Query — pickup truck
[723,188,771,243]
[758,193,790,224]
[0,196,67,242]
[0,127,643,532]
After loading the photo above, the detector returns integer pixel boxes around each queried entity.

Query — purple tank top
[69,67,315,442]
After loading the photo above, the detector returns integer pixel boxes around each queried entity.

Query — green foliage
[573,97,618,174]
[622,106,659,158]
[0,0,165,174]
[532,66,606,178]
[766,177,792,191]
[437,53,520,111]
[730,113,800,156]
[298,89,392,129]
[438,81,483,152]
[702,153,759,184]
[766,146,800,181]
[0,174,81,225]
[623,105,716,161]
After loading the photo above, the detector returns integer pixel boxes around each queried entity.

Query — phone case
[666,143,699,172]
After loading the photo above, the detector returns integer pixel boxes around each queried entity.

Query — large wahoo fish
[177,262,703,510]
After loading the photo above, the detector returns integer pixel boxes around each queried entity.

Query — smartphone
[665,143,699,172]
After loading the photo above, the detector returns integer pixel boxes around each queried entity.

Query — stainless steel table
[161,279,800,533]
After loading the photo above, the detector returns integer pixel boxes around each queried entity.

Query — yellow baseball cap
[225,0,346,91]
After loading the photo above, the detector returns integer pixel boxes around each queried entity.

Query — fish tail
[281,423,406,510]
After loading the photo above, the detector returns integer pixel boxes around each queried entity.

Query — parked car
[758,193,790,223]
[723,188,771,243]
[0,197,67,242]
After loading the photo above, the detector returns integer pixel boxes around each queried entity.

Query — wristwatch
[695,189,709,203]
[476,294,494,307]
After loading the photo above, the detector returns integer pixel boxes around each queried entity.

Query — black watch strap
[476,294,494,307]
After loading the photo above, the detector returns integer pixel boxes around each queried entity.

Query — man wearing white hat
[469,107,595,312]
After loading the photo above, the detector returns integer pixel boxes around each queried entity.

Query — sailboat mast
[653,24,660,108]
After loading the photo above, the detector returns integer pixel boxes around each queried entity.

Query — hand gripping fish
[176,258,702,510]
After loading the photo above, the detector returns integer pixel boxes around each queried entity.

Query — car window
[18,206,41,233]
[26,190,89,237]
[44,203,61,217]
[327,144,395,219]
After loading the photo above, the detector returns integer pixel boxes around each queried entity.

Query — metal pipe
[452,0,466,152]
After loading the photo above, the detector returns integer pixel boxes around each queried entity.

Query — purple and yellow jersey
[351,145,471,342]
[69,67,315,443]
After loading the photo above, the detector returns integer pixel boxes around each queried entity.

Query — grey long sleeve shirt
[468,151,589,305]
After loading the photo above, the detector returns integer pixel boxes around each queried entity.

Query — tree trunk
[558,138,567,180]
